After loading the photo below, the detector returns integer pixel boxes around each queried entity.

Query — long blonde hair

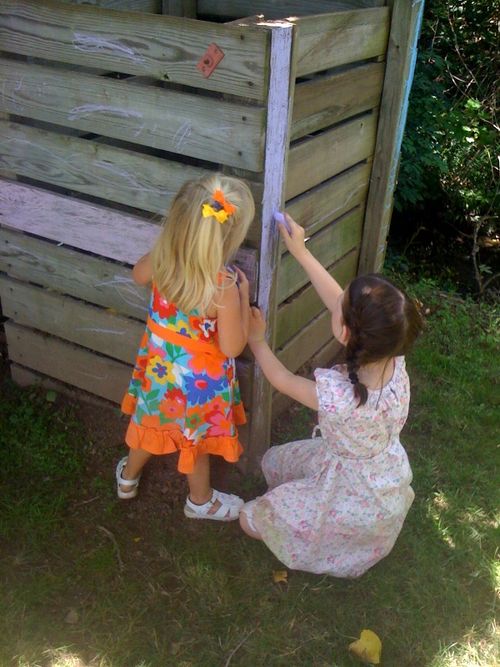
[151,173,254,314]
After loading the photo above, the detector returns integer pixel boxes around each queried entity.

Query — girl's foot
[184,489,243,521]
[115,457,141,499]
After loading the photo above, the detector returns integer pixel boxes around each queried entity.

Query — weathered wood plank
[0,59,265,171]
[0,227,150,319]
[198,1,385,20]
[0,0,269,100]
[0,275,144,364]
[286,112,377,200]
[293,7,390,77]
[277,206,363,303]
[291,61,385,140]
[5,321,133,403]
[359,0,426,273]
[0,179,258,295]
[248,20,295,469]
[285,162,370,243]
[5,322,253,405]
[0,121,263,244]
[60,1,161,11]
[0,120,208,216]
[10,364,121,408]
[162,0,196,16]
[275,249,358,348]
[276,306,333,373]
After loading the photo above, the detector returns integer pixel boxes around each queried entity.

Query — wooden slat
[286,112,377,200]
[291,61,384,140]
[0,59,265,171]
[276,307,333,372]
[293,7,390,77]
[10,364,121,408]
[275,249,358,348]
[5,321,133,403]
[285,162,370,242]
[0,178,159,264]
[277,206,363,303]
[0,121,263,244]
[0,0,269,101]
[60,1,162,11]
[0,276,143,364]
[0,120,208,216]
[247,20,296,470]
[198,1,385,20]
[359,0,426,273]
[0,179,258,296]
[162,0,196,16]
[0,227,150,319]
[5,322,253,405]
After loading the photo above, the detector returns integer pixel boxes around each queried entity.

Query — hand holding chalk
[274,211,291,234]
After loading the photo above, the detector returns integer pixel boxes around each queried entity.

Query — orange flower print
[159,388,186,420]
[205,395,227,415]
[185,404,204,431]
[189,353,225,380]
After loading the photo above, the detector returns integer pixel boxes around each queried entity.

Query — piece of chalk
[274,211,291,233]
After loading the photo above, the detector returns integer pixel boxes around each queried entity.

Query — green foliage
[394,0,498,291]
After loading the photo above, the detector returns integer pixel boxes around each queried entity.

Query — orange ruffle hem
[121,393,246,474]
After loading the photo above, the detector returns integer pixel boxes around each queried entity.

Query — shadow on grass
[0,286,498,666]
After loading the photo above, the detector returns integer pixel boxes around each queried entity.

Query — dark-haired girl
[240,213,424,577]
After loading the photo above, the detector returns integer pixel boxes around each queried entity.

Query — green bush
[394,0,498,293]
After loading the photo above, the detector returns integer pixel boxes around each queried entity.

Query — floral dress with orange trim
[121,284,246,474]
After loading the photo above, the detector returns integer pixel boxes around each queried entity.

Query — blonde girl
[240,213,423,576]
[117,173,254,521]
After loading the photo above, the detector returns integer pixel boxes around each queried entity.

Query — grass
[0,278,498,667]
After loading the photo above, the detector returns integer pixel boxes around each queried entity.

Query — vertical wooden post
[358,0,425,273]
[245,21,296,471]
[161,1,196,17]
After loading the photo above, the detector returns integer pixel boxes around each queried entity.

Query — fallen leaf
[133,537,142,542]
[349,629,382,664]
[45,390,57,403]
[272,570,288,584]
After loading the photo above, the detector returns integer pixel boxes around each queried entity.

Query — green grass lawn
[0,280,498,667]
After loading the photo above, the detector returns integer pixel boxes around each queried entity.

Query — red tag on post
[197,43,225,78]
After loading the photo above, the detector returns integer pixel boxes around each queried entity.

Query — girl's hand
[279,213,308,260]
[248,306,267,344]
[234,266,249,304]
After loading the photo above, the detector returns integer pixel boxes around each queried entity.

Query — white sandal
[184,489,242,521]
[115,456,141,499]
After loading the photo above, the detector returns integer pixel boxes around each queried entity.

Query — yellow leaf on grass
[349,629,382,664]
[272,570,288,584]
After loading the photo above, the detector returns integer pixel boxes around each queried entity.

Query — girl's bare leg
[120,448,152,492]
[186,453,212,504]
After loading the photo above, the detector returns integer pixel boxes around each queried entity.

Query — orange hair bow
[201,189,236,224]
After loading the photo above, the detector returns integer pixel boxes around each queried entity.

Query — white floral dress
[244,356,414,578]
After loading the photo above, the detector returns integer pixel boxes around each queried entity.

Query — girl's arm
[132,252,153,286]
[279,214,343,312]
[216,268,249,358]
[249,307,318,410]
